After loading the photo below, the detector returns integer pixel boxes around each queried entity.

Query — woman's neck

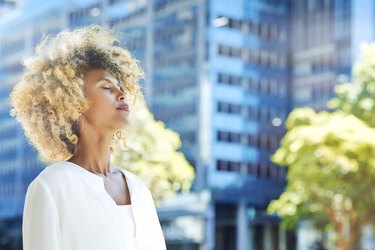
[68,131,113,176]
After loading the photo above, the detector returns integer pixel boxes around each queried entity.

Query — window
[252,23,260,35]
[259,50,269,66]
[229,47,241,58]
[256,163,262,177]
[217,131,241,143]
[278,27,286,42]
[260,107,268,122]
[260,78,269,94]
[247,162,257,175]
[217,131,229,141]
[270,25,279,40]
[228,103,241,114]
[181,131,196,145]
[229,161,240,172]
[260,23,269,38]
[270,79,278,95]
[269,52,278,67]
[217,73,241,86]
[218,102,230,113]
[231,19,242,29]
[216,160,241,172]
[228,133,241,143]
[245,134,257,147]
[241,21,251,32]
[218,73,230,84]
[249,50,258,64]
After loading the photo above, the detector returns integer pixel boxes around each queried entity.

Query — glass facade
[208,0,289,182]
[206,1,290,248]
[291,0,353,110]
[152,0,199,165]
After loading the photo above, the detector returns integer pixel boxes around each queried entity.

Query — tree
[268,108,375,250]
[111,97,195,204]
[268,43,375,250]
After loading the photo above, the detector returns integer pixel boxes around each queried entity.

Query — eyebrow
[99,77,124,93]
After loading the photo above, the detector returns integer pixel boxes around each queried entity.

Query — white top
[22,161,167,250]
[118,205,135,238]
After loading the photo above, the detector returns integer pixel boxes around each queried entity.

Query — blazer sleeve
[22,178,62,250]
[144,186,167,249]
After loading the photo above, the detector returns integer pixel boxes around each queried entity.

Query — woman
[10,25,166,250]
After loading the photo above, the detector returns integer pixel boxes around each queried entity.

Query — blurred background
[1,0,375,249]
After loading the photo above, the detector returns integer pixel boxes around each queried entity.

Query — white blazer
[22,161,167,250]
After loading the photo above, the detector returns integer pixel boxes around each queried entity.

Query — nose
[119,89,127,100]
[116,87,125,99]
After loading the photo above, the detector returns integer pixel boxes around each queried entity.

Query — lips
[116,103,129,111]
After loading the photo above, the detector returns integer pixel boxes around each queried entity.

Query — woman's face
[82,68,130,134]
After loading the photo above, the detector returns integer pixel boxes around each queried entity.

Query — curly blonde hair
[10,25,144,161]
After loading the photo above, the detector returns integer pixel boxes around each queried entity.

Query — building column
[248,221,253,250]
[279,225,286,250]
[236,201,249,250]
[262,224,270,250]
[204,202,215,250]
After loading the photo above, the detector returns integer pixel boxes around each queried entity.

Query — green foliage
[329,43,375,127]
[269,108,375,231]
[111,97,195,204]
